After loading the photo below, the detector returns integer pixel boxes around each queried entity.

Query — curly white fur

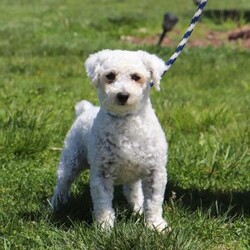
[51,49,169,232]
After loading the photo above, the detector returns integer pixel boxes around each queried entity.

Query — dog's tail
[75,100,94,117]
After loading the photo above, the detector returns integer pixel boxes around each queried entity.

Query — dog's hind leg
[123,179,144,215]
[51,101,99,211]
[51,125,88,210]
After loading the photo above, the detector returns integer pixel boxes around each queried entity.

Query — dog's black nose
[117,92,130,105]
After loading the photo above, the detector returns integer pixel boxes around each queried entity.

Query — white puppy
[51,49,169,232]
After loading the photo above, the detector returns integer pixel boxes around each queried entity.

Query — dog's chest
[103,127,152,183]
[90,111,166,184]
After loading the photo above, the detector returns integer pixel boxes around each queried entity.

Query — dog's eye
[106,72,116,82]
[131,74,141,82]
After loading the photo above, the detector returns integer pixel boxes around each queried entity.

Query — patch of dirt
[120,25,250,49]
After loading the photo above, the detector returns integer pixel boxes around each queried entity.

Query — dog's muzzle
[116,92,130,105]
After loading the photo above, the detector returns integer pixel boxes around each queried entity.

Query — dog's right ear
[85,52,101,87]
[85,50,110,87]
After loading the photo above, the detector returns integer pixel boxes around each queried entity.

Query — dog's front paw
[145,218,171,234]
[95,210,115,230]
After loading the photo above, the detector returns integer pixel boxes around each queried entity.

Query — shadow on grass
[48,185,131,228]
[49,182,249,228]
[49,185,93,228]
[17,189,92,229]
[165,181,250,217]
[19,182,249,228]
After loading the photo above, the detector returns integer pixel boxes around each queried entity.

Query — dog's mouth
[102,99,137,116]
[110,103,135,115]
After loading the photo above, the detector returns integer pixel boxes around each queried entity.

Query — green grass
[0,0,250,249]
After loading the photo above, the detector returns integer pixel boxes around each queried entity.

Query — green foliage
[0,0,249,249]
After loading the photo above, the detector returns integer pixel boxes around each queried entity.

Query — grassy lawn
[0,0,250,249]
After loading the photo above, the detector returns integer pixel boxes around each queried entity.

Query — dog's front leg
[90,169,115,230]
[142,169,169,233]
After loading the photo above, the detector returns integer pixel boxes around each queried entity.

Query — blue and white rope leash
[151,0,208,87]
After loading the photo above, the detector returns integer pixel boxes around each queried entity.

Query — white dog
[51,49,169,232]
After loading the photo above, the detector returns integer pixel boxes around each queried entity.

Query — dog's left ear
[138,51,167,91]
[85,50,110,87]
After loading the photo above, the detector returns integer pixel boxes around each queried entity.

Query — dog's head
[85,49,166,116]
